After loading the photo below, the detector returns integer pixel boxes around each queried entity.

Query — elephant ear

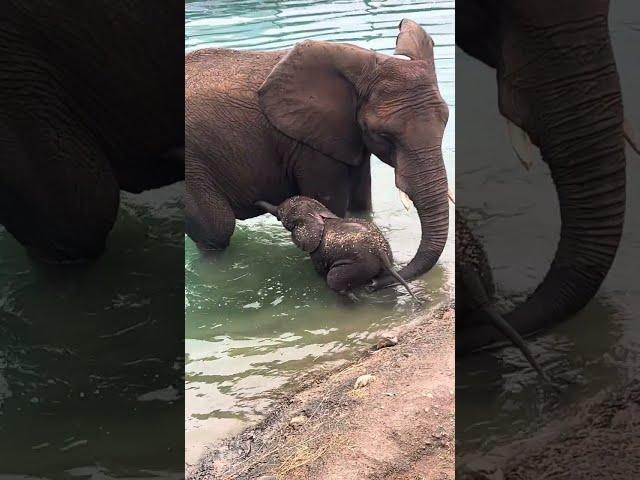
[290,212,327,253]
[394,19,434,62]
[258,40,375,166]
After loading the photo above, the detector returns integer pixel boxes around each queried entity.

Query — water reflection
[0,185,183,476]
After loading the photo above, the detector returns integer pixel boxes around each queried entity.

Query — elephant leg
[0,113,120,263]
[347,155,372,214]
[326,260,379,293]
[295,150,350,216]
[185,178,235,250]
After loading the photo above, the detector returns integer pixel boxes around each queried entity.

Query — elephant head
[258,19,450,287]
[256,197,338,253]
[457,0,626,350]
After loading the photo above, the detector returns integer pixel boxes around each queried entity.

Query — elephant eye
[375,131,394,142]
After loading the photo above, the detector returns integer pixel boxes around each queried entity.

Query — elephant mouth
[398,187,414,211]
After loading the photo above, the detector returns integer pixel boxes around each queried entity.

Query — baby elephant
[256,196,418,300]
[457,213,553,385]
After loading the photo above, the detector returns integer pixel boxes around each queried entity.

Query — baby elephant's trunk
[482,306,556,387]
[381,256,420,302]
[255,201,279,218]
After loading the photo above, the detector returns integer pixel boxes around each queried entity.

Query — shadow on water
[0,185,184,477]
[184,0,455,463]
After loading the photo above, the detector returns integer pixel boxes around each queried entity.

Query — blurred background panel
[456,0,640,477]
[0,1,184,477]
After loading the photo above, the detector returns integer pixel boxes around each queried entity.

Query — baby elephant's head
[256,196,338,253]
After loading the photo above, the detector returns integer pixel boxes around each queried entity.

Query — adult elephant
[186,19,450,288]
[456,0,629,352]
[0,1,184,263]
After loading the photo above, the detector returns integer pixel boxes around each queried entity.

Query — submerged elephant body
[256,197,417,298]
[0,1,184,262]
[186,19,450,287]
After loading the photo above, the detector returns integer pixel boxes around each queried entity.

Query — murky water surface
[456,0,640,457]
[0,185,184,477]
[184,0,455,462]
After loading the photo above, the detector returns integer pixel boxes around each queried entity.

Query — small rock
[289,415,307,427]
[354,374,375,389]
[374,336,398,350]
[257,477,277,480]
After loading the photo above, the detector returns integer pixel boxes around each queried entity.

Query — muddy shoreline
[458,380,640,479]
[189,303,455,480]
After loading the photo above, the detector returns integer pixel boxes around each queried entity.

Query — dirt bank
[458,380,640,479]
[189,305,455,480]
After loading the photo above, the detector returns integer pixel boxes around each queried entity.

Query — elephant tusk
[507,120,537,171]
[624,117,640,155]
[398,188,414,211]
[448,188,455,205]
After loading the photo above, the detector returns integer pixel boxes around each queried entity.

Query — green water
[0,185,184,477]
[184,0,455,463]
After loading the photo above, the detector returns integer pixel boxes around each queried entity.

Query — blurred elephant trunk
[459,54,626,352]
[504,119,626,335]
[255,200,280,218]
[373,146,449,288]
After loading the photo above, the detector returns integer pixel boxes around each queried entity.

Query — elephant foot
[195,240,229,252]
[344,291,361,302]
[366,277,398,292]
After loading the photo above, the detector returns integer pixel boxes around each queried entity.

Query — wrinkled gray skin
[457,214,552,383]
[186,19,449,289]
[0,1,184,263]
[256,197,418,299]
[457,0,626,351]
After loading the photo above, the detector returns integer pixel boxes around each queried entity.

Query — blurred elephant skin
[456,214,551,382]
[256,197,418,299]
[457,0,627,351]
[0,1,184,263]
[186,19,449,289]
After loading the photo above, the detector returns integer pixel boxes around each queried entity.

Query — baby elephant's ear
[291,213,325,253]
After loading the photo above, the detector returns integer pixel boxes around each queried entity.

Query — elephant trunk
[255,201,280,218]
[459,80,626,353]
[373,146,449,288]
[504,124,626,333]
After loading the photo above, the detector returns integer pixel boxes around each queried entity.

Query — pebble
[354,374,375,389]
[289,415,307,427]
[375,336,398,350]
